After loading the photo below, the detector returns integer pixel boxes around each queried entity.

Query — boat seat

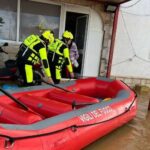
[19,94,72,117]
[45,89,99,105]
[0,103,42,124]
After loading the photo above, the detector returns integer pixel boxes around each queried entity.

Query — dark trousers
[49,64,60,84]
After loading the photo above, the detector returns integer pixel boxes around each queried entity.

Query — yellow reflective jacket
[48,39,73,73]
[17,34,51,77]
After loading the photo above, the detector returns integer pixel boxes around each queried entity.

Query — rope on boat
[0,96,137,146]
[41,79,72,93]
[77,96,137,128]
[120,80,137,98]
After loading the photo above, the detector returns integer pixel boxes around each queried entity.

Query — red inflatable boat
[0,77,137,150]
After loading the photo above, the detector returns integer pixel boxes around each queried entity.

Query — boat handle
[4,138,14,149]
[71,125,77,132]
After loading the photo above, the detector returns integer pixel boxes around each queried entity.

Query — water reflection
[84,95,150,150]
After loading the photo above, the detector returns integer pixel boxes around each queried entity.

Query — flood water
[84,94,150,150]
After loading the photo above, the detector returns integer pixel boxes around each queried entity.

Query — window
[0,0,17,41]
[20,0,60,41]
[0,0,61,42]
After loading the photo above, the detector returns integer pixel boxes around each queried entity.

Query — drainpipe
[106,6,120,78]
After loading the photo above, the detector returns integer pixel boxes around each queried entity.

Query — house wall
[0,0,113,78]
[0,44,18,67]
[111,0,150,87]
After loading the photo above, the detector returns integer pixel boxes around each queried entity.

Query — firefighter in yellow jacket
[16,30,54,86]
[48,31,74,84]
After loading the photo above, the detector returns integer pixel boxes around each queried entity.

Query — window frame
[0,0,61,44]
[0,0,18,43]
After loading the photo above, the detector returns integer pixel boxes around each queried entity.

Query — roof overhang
[87,0,131,5]
[86,0,131,13]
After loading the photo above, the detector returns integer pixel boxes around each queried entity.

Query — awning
[87,0,131,5]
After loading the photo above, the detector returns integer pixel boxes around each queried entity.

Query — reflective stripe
[48,39,64,56]
[24,35,38,46]
[28,57,32,61]
[31,53,35,57]
[22,47,28,57]
[56,68,61,79]
[45,68,51,77]
[39,48,47,59]
[24,35,40,55]
[63,48,73,73]
[39,48,51,77]
[23,36,43,65]
[25,64,33,83]
[27,53,39,64]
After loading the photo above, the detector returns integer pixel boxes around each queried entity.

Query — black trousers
[49,64,60,84]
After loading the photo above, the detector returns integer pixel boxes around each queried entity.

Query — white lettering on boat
[79,106,114,122]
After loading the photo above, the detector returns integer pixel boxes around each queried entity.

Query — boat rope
[0,95,137,145]
[76,96,137,129]
[41,79,72,93]
[120,80,137,97]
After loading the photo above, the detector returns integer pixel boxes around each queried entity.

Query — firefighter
[62,31,79,78]
[16,30,54,86]
[48,31,74,84]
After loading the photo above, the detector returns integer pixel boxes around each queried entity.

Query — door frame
[75,15,89,75]
[59,3,90,37]
[60,4,91,76]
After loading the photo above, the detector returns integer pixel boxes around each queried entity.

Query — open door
[75,15,88,76]
[65,12,88,78]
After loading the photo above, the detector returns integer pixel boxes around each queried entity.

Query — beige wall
[112,76,150,88]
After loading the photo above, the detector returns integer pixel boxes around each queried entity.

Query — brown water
[84,94,150,150]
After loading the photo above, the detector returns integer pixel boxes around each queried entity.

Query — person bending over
[48,31,74,84]
[16,30,54,86]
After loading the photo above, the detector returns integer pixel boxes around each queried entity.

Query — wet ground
[84,93,150,150]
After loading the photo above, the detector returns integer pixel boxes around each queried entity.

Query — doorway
[65,11,88,77]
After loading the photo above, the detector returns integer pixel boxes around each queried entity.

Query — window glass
[0,0,17,41]
[20,0,60,41]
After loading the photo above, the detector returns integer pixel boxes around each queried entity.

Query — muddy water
[84,94,150,150]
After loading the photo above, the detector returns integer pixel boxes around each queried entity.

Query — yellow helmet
[42,30,54,44]
[63,31,73,39]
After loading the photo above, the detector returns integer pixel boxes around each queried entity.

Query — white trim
[30,0,90,9]
[82,8,103,77]
[16,0,20,42]
[63,4,90,14]
[29,0,61,6]
[59,2,91,38]
[82,9,91,76]
[0,39,21,45]
[59,3,66,38]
